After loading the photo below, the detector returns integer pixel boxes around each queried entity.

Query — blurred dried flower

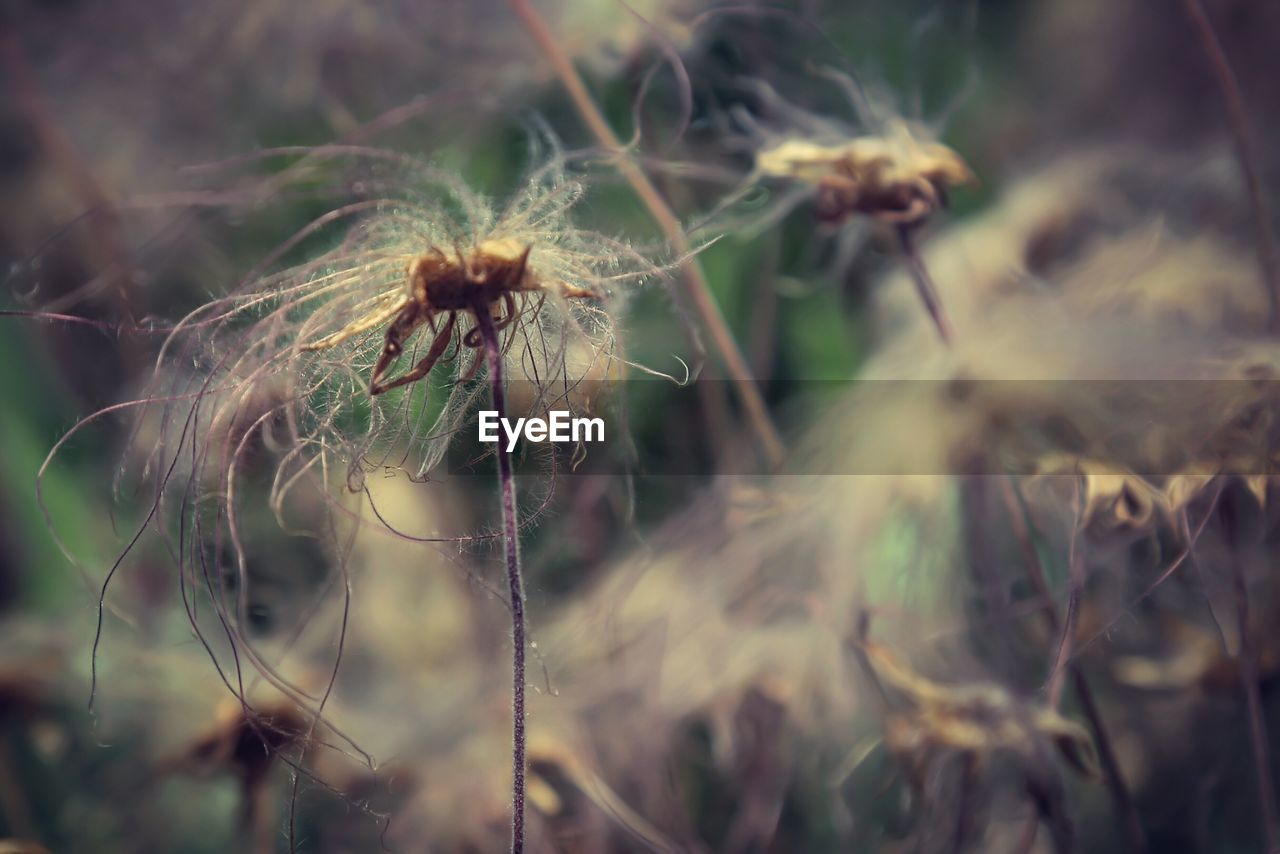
[854,618,1099,781]
[754,128,975,226]
[853,617,1097,853]
[724,74,974,231]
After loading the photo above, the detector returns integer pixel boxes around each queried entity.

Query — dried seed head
[141,147,651,498]
[752,120,975,226]
[723,74,975,232]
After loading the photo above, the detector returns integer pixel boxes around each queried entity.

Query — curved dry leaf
[854,625,1100,781]
[1036,455,1167,537]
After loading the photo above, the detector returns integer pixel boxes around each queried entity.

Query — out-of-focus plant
[721,72,975,344]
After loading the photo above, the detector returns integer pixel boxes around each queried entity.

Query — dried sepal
[1032,455,1275,542]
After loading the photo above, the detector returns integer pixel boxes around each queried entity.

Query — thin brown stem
[475,305,527,854]
[1229,546,1280,852]
[248,781,274,854]
[1044,525,1083,708]
[999,477,1146,853]
[896,225,953,345]
[1179,0,1280,331]
[952,753,978,853]
[506,0,785,468]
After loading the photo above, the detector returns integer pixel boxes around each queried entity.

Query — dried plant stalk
[506,0,786,468]
[1179,0,1280,331]
[476,303,528,854]
[896,225,954,345]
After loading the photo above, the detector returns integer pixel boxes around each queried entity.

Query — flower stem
[506,0,786,468]
[896,225,953,345]
[1000,477,1146,853]
[474,304,527,854]
[1228,533,1280,853]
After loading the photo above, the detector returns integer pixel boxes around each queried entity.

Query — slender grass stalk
[1179,0,1280,331]
[474,303,527,854]
[506,0,786,468]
